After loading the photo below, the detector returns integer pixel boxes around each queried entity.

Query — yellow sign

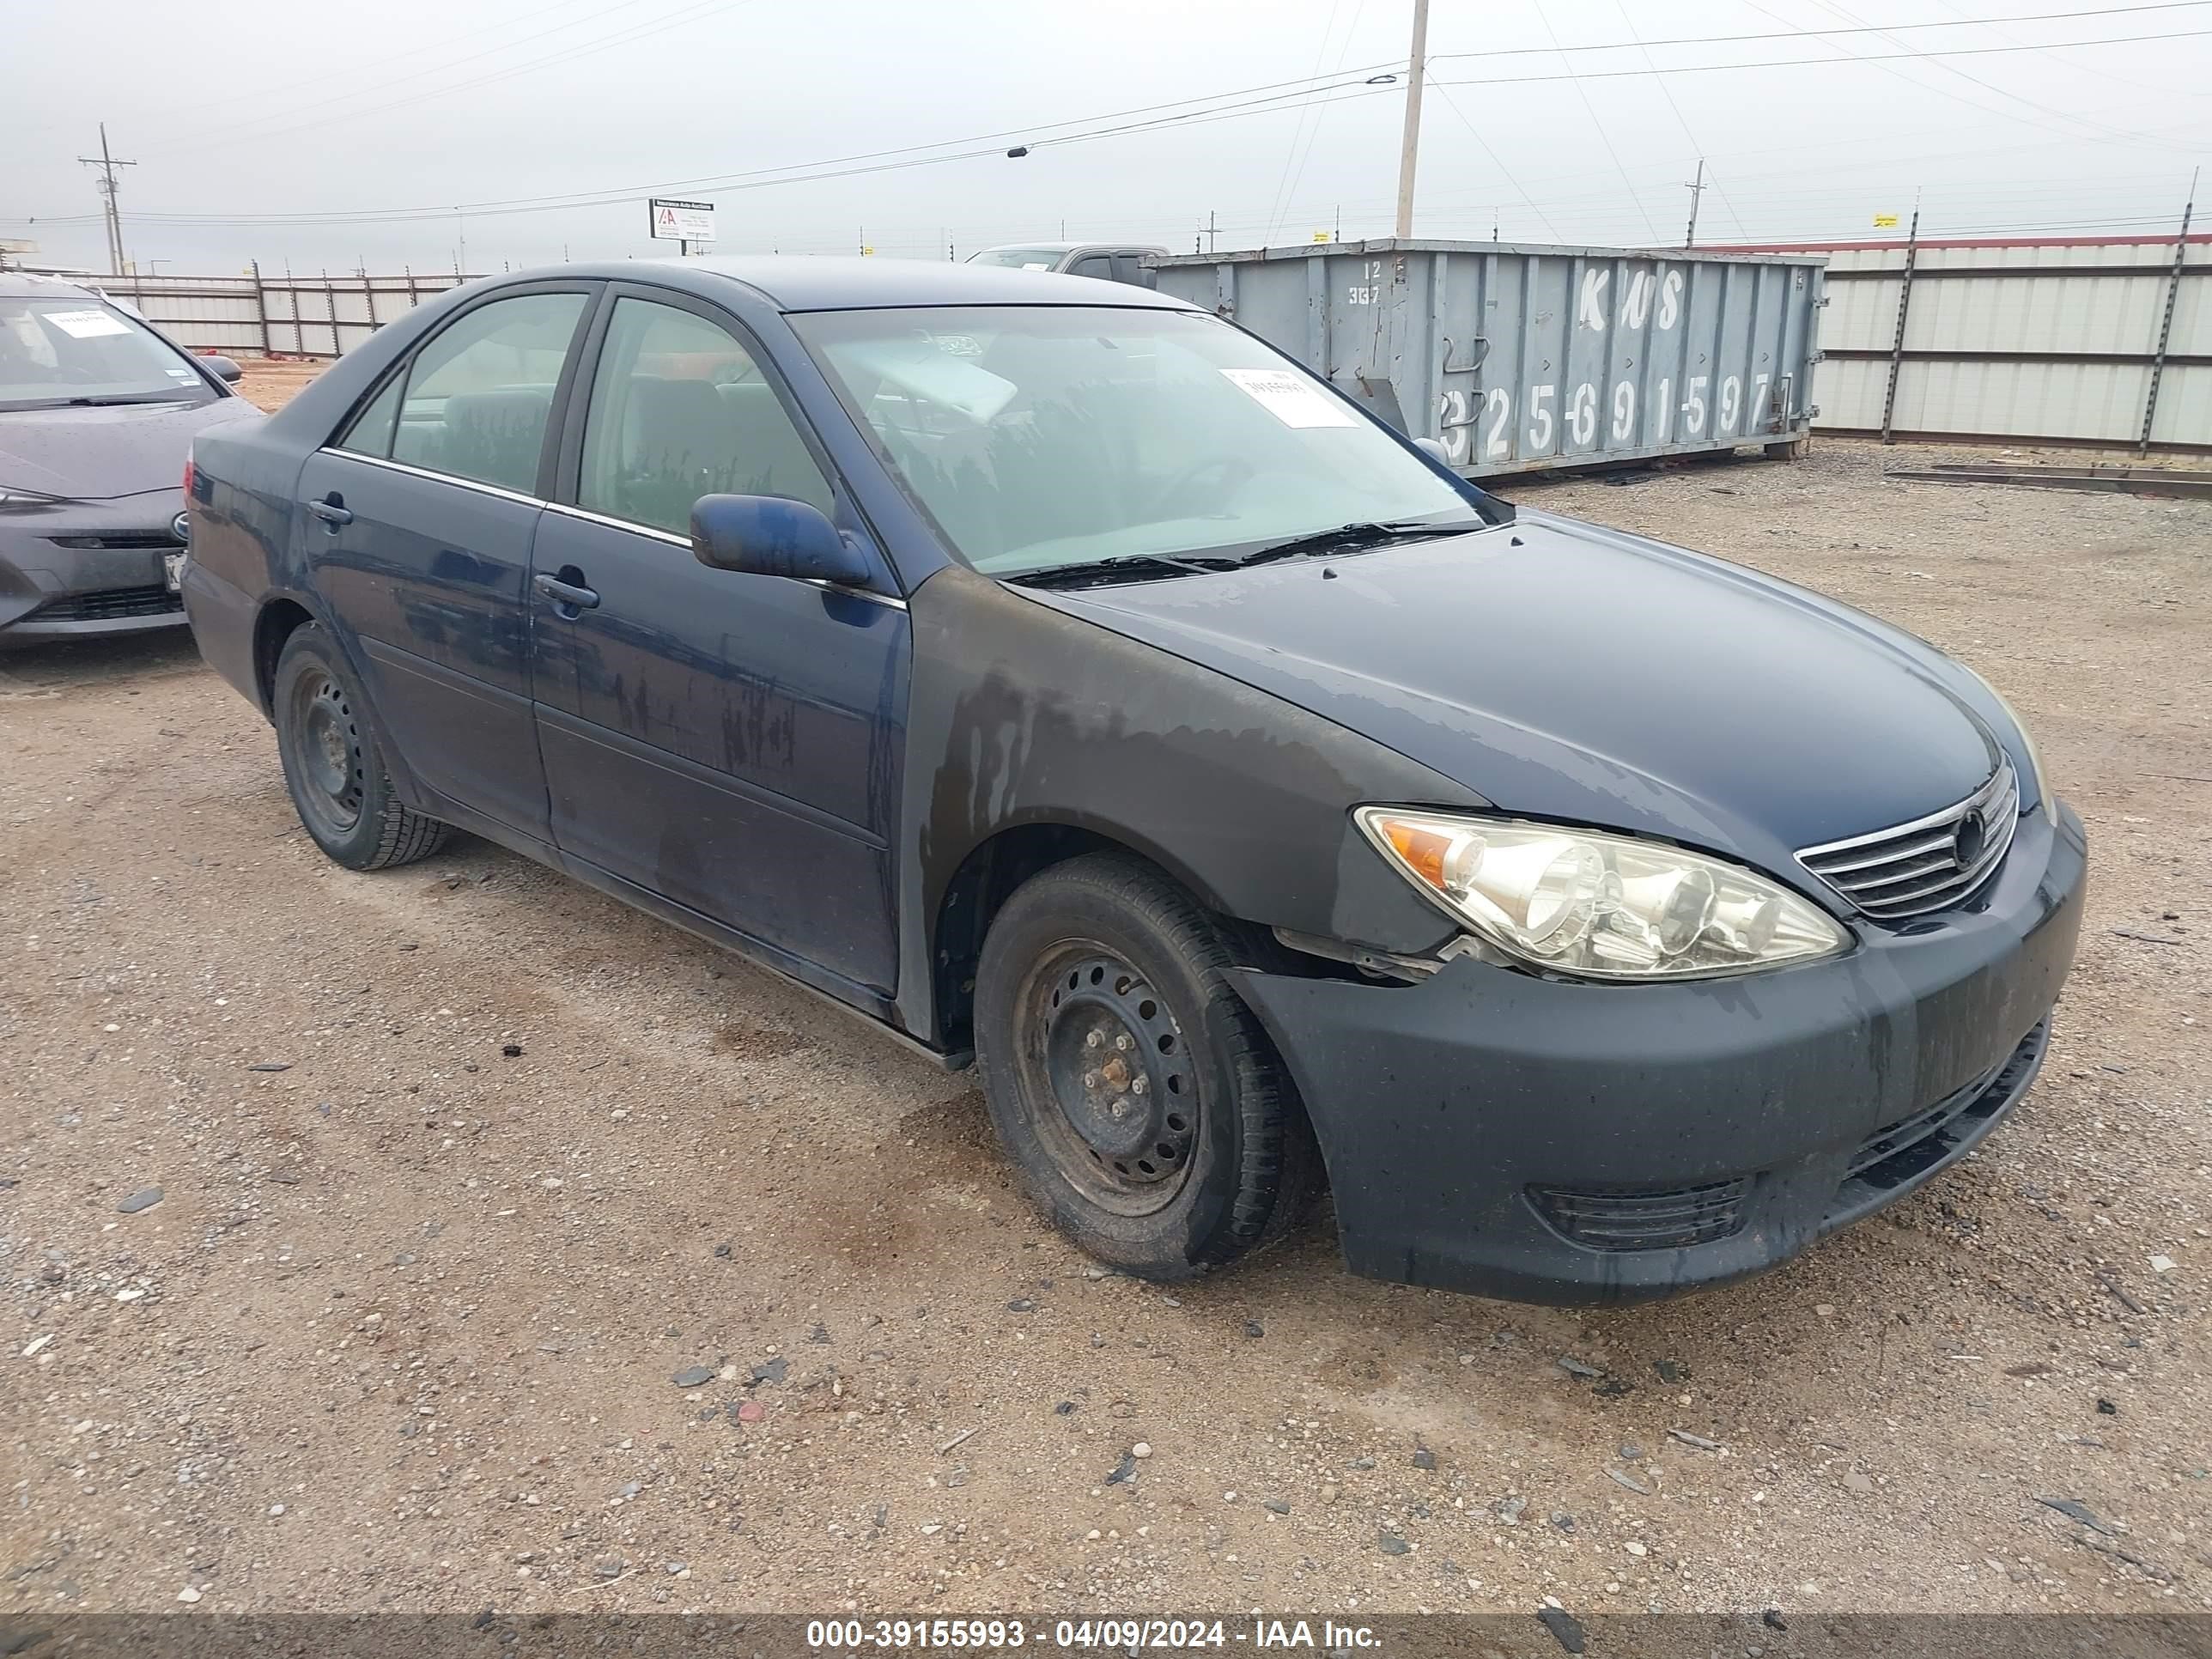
[1873,213,1899,228]
[860,246,877,257]
[1312,230,1333,243]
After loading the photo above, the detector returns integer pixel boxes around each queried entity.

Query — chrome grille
[1797,761,2020,920]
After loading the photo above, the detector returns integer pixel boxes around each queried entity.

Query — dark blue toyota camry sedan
[181,258,2085,1305]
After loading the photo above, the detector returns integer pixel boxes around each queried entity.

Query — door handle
[532,571,599,611]
[308,497,352,527]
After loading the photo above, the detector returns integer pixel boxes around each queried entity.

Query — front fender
[893,565,1485,1045]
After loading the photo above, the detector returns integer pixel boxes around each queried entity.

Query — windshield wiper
[1009,551,1242,589]
[1237,518,1484,567]
[3,393,196,410]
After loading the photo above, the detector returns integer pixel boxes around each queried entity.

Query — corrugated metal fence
[1727,232,2209,453]
[94,268,475,358]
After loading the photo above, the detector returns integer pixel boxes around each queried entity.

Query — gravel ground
[3,403,2207,1621]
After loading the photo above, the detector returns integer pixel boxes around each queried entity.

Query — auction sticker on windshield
[41,308,132,339]
[1219,367,1355,428]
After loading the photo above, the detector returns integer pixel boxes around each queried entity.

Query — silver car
[1,272,258,647]
[964,242,1166,288]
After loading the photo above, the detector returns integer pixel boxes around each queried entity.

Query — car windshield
[792,306,1490,577]
[963,248,1066,270]
[0,294,216,410]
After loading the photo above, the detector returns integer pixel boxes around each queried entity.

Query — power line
[156,0,761,160]
[14,23,2209,235]
[1261,0,1358,245]
[22,70,1407,228]
[1758,0,2204,155]
[1918,0,2212,97]
[1530,0,1660,241]
[1428,26,2212,107]
[1425,0,2212,61]
[1425,81,1567,242]
[13,0,613,137]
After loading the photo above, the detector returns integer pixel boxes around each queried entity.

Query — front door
[301,285,592,842]
[528,289,909,997]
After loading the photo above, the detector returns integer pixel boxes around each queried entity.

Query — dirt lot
[3,394,2207,1623]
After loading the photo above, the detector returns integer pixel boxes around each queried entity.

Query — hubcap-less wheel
[1019,946,1196,1216]
[284,668,364,838]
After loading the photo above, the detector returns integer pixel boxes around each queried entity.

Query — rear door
[296,283,594,843]
[528,285,910,998]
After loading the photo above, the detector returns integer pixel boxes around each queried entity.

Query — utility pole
[1393,0,1431,240]
[1203,210,1218,254]
[77,124,137,276]
[1683,157,1705,249]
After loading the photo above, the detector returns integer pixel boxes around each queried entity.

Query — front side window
[0,294,217,411]
[362,291,586,493]
[1066,256,1114,282]
[578,297,834,536]
[792,305,1486,577]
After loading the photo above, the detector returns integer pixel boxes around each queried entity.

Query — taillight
[183,454,194,501]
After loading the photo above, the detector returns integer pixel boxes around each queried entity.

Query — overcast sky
[5,0,2209,276]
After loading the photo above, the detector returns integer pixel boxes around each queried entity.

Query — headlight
[1355,808,1850,981]
[1962,666,2055,821]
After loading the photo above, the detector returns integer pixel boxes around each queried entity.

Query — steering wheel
[1149,454,1254,518]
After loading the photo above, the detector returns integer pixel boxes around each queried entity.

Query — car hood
[0,397,259,501]
[1032,510,2003,878]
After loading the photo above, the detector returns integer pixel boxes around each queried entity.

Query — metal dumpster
[1150,239,1826,479]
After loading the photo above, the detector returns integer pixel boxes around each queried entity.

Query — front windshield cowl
[790,304,1504,583]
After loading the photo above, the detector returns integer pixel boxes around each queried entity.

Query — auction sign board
[648,198,716,245]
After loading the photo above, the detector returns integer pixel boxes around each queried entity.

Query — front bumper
[0,492,189,647]
[1236,802,2087,1305]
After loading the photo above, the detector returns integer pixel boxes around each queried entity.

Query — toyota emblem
[1953,810,1986,870]
[171,510,191,545]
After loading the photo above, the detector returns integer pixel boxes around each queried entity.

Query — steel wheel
[1014,943,1199,1216]
[281,665,366,841]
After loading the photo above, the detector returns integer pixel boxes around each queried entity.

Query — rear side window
[1110,253,1158,289]
[577,296,835,537]
[349,291,586,494]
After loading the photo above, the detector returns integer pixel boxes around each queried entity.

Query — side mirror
[690,494,875,587]
[1413,436,1452,466]
[204,355,244,384]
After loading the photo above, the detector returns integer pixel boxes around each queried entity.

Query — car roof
[0,271,101,301]
[537,255,1195,313]
[971,241,1169,255]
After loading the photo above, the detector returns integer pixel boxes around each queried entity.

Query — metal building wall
[92,270,472,358]
[1744,234,2209,452]
[1152,239,1825,479]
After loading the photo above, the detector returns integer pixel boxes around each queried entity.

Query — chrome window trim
[315,447,544,508]
[542,502,908,611]
[312,453,908,611]
[545,499,687,547]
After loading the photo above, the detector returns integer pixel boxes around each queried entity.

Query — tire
[271,623,451,871]
[973,853,1320,1280]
